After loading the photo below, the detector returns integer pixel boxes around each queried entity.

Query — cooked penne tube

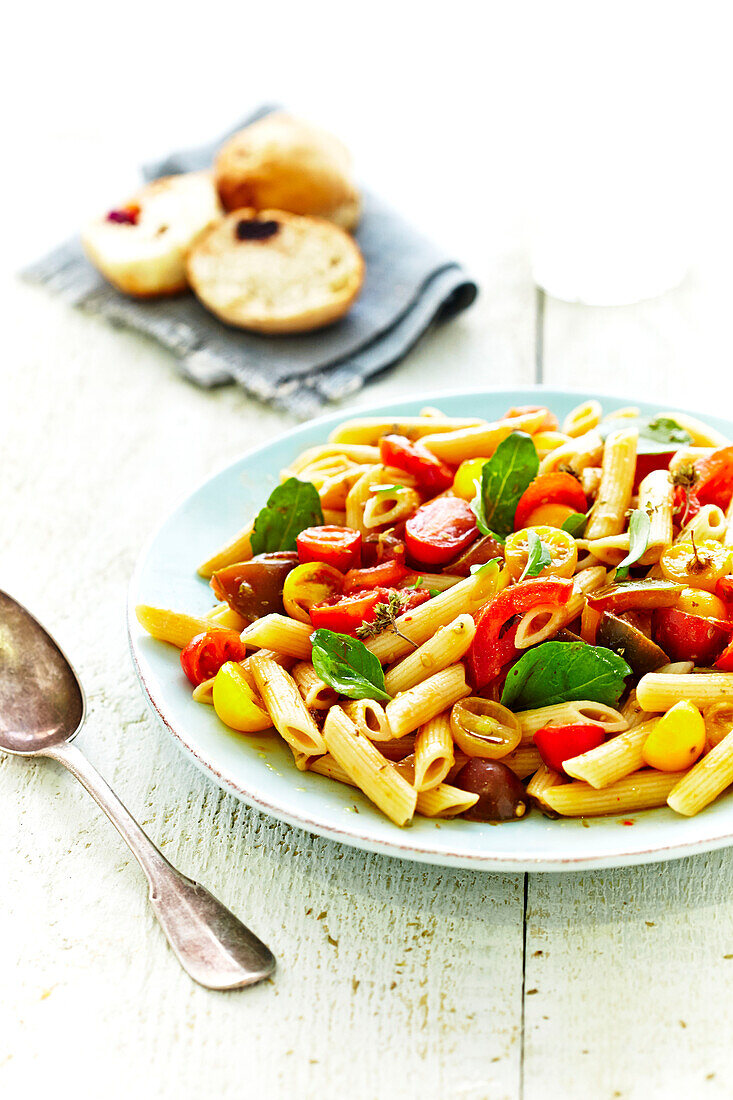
[384,614,476,695]
[726,496,733,548]
[525,764,565,806]
[413,714,455,791]
[667,729,733,815]
[249,655,326,756]
[192,678,215,704]
[517,700,627,743]
[386,664,471,739]
[308,753,356,786]
[542,770,684,816]
[362,485,422,529]
[292,662,339,710]
[136,605,229,649]
[668,446,715,473]
[533,430,572,458]
[344,464,383,532]
[419,410,547,463]
[328,416,484,446]
[240,614,313,659]
[580,466,603,498]
[515,606,568,649]
[538,429,603,476]
[563,399,602,438]
[638,470,674,563]
[415,783,479,818]
[620,689,653,728]
[197,522,254,578]
[584,428,638,539]
[563,719,660,788]
[637,673,733,711]
[657,411,728,448]
[204,604,249,630]
[323,707,417,826]
[288,443,381,470]
[365,567,500,664]
[399,572,464,592]
[502,744,543,780]
[557,565,608,626]
[576,535,630,567]
[341,699,393,742]
[677,504,727,544]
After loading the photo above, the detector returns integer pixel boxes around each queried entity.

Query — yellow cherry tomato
[677,587,728,621]
[212,662,272,732]
[525,502,576,528]
[703,703,733,749]
[504,525,577,581]
[660,539,733,593]
[282,561,343,624]
[641,701,706,772]
[452,457,491,501]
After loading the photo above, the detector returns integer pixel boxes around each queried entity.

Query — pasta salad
[137,400,733,827]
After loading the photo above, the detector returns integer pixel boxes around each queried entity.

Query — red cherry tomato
[651,607,732,664]
[361,532,406,567]
[672,485,701,528]
[514,473,587,532]
[715,639,733,672]
[405,497,478,566]
[534,723,606,775]
[297,525,362,571]
[716,576,733,605]
[378,434,454,494]
[466,577,574,688]
[343,559,407,592]
[634,451,675,492]
[504,405,559,432]
[398,587,432,614]
[694,446,733,510]
[310,588,391,635]
[180,630,248,686]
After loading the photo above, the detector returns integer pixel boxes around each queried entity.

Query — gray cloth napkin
[21,106,478,418]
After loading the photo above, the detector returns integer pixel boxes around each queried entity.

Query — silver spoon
[0,590,275,990]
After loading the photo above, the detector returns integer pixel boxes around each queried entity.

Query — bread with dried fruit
[81,172,222,298]
[214,113,360,231]
[187,208,364,334]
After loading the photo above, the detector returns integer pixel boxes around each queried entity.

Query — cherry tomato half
[503,405,559,432]
[361,532,406,567]
[296,525,362,572]
[514,473,587,532]
[310,588,391,635]
[695,446,733,510]
[715,638,733,672]
[633,451,675,492]
[534,723,606,775]
[405,497,478,566]
[180,630,248,687]
[343,559,407,592]
[672,484,701,529]
[379,434,454,493]
[651,607,732,664]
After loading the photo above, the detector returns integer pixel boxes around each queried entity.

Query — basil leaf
[471,432,539,538]
[311,629,391,702]
[519,530,553,581]
[501,640,631,710]
[615,509,651,580]
[470,558,503,576]
[562,511,590,538]
[250,477,324,555]
[599,415,692,456]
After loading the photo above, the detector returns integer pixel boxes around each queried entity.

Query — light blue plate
[128,387,733,871]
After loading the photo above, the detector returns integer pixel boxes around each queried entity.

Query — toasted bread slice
[187,208,364,334]
[81,172,222,298]
[215,113,361,231]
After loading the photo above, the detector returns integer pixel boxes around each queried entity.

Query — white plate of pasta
[129,388,733,871]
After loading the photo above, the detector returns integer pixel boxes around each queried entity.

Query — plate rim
[127,384,733,872]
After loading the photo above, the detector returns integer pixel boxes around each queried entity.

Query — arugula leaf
[311,629,391,702]
[519,530,553,581]
[562,511,590,538]
[501,640,631,710]
[471,432,539,538]
[599,415,692,456]
[250,477,323,555]
[615,509,651,580]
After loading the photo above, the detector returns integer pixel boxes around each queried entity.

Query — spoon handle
[44,740,275,990]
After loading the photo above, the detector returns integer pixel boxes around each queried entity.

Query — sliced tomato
[695,446,733,510]
[180,630,248,686]
[715,639,733,672]
[634,451,675,492]
[672,485,701,528]
[361,532,406,567]
[399,587,432,614]
[310,588,390,635]
[514,473,587,532]
[534,723,606,775]
[651,607,732,664]
[467,577,574,688]
[343,559,407,592]
[379,434,454,493]
[405,497,478,566]
[296,525,361,572]
[503,404,559,432]
[716,576,733,605]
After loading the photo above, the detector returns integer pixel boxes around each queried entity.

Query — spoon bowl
[0,589,275,989]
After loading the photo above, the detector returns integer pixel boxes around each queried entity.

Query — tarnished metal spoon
[0,590,275,990]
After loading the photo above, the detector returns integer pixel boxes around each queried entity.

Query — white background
[2,4,733,1099]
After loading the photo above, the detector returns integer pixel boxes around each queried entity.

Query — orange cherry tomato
[514,473,587,532]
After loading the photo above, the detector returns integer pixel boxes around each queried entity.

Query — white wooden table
[4,9,733,1097]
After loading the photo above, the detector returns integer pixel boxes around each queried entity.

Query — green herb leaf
[250,477,324,555]
[471,432,539,538]
[428,589,440,598]
[599,415,692,456]
[615,509,652,580]
[469,558,503,576]
[519,530,553,581]
[311,629,391,702]
[501,640,632,710]
[409,576,424,588]
[370,483,404,494]
[561,511,590,538]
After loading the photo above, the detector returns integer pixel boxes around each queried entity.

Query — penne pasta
[637,673,733,712]
[538,429,603,476]
[240,614,313,660]
[415,783,479,818]
[563,719,660,788]
[386,664,471,739]
[676,504,727,544]
[419,410,547,463]
[638,469,674,564]
[502,744,543,780]
[136,605,229,649]
[384,614,476,695]
[308,753,356,786]
[667,729,733,816]
[413,714,454,791]
[197,523,254,578]
[205,604,249,631]
[341,699,393,742]
[525,765,565,806]
[517,700,628,743]
[328,416,484,446]
[657,411,728,448]
[563,399,602,438]
[584,428,638,540]
[542,770,684,816]
[292,661,339,710]
[249,655,326,756]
